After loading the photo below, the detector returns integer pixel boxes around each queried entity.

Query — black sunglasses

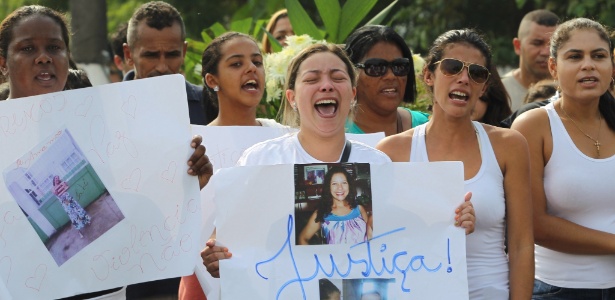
[433,58,490,84]
[355,58,411,77]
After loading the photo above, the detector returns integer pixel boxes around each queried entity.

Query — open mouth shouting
[242,79,259,92]
[449,90,469,102]
[314,99,338,117]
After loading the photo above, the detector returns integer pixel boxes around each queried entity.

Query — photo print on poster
[3,128,125,266]
[294,163,372,246]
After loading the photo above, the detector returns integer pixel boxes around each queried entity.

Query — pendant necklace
[560,102,602,158]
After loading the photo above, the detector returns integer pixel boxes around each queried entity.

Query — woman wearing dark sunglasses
[512,18,615,299]
[344,25,429,137]
[377,29,534,300]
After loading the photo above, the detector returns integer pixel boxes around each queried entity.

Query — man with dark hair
[502,9,559,111]
[123,1,216,125]
[121,3,214,298]
[110,22,132,78]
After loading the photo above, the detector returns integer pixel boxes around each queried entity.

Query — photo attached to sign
[319,278,395,300]
[3,128,125,266]
[294,163,372,245]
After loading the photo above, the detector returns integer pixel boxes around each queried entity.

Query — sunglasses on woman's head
[355,58,411,77]
[433,58,490,84]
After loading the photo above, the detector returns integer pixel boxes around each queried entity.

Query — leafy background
[2,0,613,116]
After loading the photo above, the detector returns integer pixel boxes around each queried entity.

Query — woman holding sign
[201,43,475,278]
[0,5,212,300]
[376,29,534,299]
[179,31,284,300]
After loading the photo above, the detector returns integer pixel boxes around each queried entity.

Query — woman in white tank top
[377,29,534,299]
[512,18,615,299]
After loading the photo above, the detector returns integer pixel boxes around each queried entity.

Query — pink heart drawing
[53,94,67,111]
[121,168,142,191]
[0,256,12,285]
[25,264,47,291]
[75,96,93,117]
[122,95,137,119]
[161,161,177,183]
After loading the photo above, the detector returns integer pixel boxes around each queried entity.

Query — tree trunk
[69,0,107,65]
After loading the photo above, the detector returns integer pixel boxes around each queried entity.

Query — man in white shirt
[502,9,559,111]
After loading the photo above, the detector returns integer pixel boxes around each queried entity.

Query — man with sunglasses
[502,9,559,111]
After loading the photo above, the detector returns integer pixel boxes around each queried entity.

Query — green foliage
[285,0,394,43]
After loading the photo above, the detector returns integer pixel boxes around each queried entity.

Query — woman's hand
[187,135,213,189]
[201,238,232,278]
[455,192,475,235]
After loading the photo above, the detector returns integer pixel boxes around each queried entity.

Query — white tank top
[535,103,615,288]
[411,122,509,299]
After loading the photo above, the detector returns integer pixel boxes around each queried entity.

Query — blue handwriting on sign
[255,215,452,299]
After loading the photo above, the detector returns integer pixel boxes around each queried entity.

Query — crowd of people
[1,1,614,299]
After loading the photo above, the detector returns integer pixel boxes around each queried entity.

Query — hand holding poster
[0,75,201,299]
[191,125,386,299]
[208,162,468,299]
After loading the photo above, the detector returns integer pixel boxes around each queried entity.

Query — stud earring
[213,86,219,92]
[0,68,7,76]
[292,103,297,111]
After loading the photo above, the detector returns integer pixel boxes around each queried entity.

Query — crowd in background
[1,1,615,300]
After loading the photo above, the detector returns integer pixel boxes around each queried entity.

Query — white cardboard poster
[0,75,201,299]
[191,125,386,299]
[208,162,468,299]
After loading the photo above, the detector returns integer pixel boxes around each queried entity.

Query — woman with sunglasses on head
[344,25,429,137]
[201,43,476,279]
[0,5,211,300]
[512,18,615,299]
[377,29,534,299]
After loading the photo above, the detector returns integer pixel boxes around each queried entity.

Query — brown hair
[262,9,288,54]
[280,43,357,127]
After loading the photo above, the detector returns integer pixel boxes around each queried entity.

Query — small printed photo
[319,278,342,300]
[3,129,125,266]
[294,163,372,245]
[342,278,395,300]
[318,278,395,300]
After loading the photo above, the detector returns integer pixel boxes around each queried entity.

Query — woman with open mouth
[201,43,476,281]
[512,18,615,299]
[179,31,283,300]
[0,5,211,300]
[377,28,534,299]
[344,25,429,137]
[200,32,284,128]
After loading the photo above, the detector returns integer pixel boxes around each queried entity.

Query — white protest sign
[0,75,201,299]
[191,125,386,299]
[211,162,468,299]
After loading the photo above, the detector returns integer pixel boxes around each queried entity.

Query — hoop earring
[213,86,219,92]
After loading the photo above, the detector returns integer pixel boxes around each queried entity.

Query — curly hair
[315,166,357,223]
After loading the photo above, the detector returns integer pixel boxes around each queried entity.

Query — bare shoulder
[376,129,414,162]
[482,124,529,163]
[510,106,550,134]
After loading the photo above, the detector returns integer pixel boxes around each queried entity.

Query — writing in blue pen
[255,214,452,299]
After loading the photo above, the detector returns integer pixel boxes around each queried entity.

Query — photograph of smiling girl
[294,163,373,245]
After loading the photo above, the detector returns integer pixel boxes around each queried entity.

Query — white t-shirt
[501,70,528,111]
[237,133,391,166]
[256,118,286,128]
